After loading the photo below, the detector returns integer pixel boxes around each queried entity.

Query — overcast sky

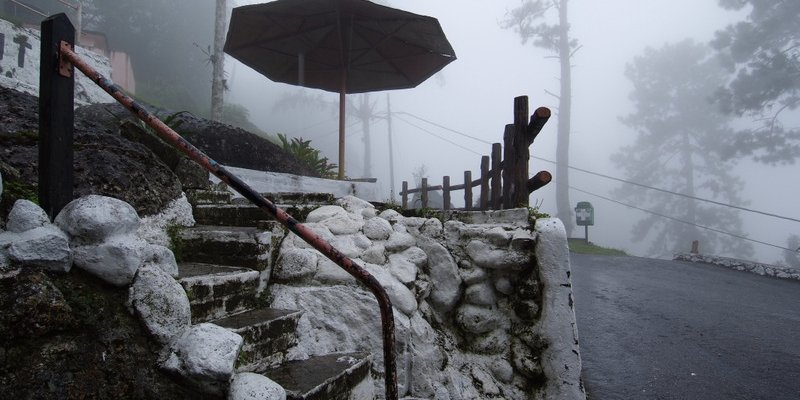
[224,1,797,265]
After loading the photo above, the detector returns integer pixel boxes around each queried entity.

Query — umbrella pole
[338,80,346,179]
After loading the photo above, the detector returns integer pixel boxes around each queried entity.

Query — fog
[218,1,797,266]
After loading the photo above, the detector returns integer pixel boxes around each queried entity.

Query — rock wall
[269,197,585,399]
[675,253,800,281]
[0,18,113,105]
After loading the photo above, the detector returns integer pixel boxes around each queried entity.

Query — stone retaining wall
[674,253,800,281]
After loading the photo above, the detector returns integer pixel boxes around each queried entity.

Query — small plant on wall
[277,133,338,179]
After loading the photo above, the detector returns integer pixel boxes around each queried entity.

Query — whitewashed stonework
[0,200,72,272]
[269,196,585,400]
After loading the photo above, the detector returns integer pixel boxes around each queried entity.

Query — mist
[102,0,798,267]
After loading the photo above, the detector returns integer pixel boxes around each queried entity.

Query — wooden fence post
[421,178,428,209]
[39,13,75,220]
[401,181,408,209]
[480,156,489,210]
[464,171,472,211]
[491,143,501,209]
[502,124,514,209]
[443,176,451,211]
[513,96,529,208]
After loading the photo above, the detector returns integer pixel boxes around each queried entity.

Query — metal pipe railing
[56,41,398,400]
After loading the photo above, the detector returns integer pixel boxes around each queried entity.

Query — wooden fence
[400,96,552,211]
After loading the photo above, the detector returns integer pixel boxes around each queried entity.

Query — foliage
[781,235,800,269]
[567,239,627,256]
[502,0,578,236]
[221,103,272,140]
[711,0,800,164]
[612,40,753,259]
[277,133,338,179]
[527,199,551,224]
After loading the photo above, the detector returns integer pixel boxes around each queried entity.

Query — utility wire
[395,111,800,224]
[393,114,483,156]
[569,185,796,253]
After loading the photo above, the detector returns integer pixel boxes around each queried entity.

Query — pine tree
[612,40,753,258]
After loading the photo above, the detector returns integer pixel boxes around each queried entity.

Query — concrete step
[212,308,302,372]
[176,225,277,270]
[193,192,336,227]
[262,353,373,400]
[177,262,260,324]
[186,189,233,206]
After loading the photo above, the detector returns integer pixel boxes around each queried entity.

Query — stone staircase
[175,189,374,399]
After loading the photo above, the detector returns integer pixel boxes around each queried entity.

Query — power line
[393,114,483,156]
[569,185,796,253]
[393,111,800,224]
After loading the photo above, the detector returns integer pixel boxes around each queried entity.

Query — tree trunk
[555,0,574,237]
[210,0,226,121]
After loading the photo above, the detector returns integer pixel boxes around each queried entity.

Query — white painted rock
[228,372,286,400]
[162,323,243,395]
[337,195,374,213]
[282,223,335,250]
[361,244,387,265]
[55,195,140,245]
[400,246,427,268]
[6,225,72,272]
[419,241,462,313]
[387,253,418,284]
[456,304,503,334]
[330,235,361,258]
[365,263,418,315]
[384,231,416,253]
[274,247,319,281]
[145,244,179,278]
[465,281,497,306]
[6,199,50,233]
[314,257,357,285]
[305,205,348,223]
[419,218,444,238]
[129,262,190,345]
[466,240,530,270]
[72,234,149,286]
[378,208,402,223]
[322,213,364,235]
[363,217,393,240]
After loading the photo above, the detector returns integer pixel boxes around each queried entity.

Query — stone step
[176,225,276,270]
[177,262,260,324]
[262,353,373,400]
[186,189,233,206]
[212,308,303,373]
[193,192,335,227]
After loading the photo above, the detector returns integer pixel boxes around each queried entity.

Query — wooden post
[691,240,699,254]
[513,96,529,208]
[401,181,408,209]
[480,155,489,210]
[421,178,428,209]
[39,13,75,220]
[443,176,451,211]
[491,143,501,210]
[502,124,514,209]
[464,171,472,211]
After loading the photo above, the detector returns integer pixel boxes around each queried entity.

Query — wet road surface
[570,253,800,400]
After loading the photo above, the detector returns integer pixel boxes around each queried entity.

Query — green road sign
[575,201,594,226]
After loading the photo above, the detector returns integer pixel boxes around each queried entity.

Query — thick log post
[491,143,501,209]
[527,107,551,145]
[39,13,75,220]
[479,156,489,210]
[513,96,529,208]
[421,178,428,209]
[527,170,552,193]
[464,170,473,211]
[401,181,408,209]
[502,124,514,209]
[443,176,451,211]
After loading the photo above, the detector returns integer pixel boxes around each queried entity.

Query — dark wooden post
[401,181,408,209]
[464,170,472,211]
[502,125,514,209]
[479,155,489,210]
[513,96,529,208]
[491,143,501,210]
[39,13,75,220]
[421,178,428,209]
[443,176,451,211]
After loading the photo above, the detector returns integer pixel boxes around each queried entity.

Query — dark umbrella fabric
[224,0,456,177]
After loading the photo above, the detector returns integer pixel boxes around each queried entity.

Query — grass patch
[568,238,627,256]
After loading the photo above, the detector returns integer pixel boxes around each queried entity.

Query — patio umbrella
[224,0,457,179]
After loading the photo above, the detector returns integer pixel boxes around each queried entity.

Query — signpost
[575,201,594,244]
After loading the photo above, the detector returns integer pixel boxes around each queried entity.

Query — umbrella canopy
[224,0,457,178]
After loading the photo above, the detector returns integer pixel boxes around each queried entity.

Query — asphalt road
[570,253,800,400]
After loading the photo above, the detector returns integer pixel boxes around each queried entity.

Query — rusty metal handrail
[57,41,398,400]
